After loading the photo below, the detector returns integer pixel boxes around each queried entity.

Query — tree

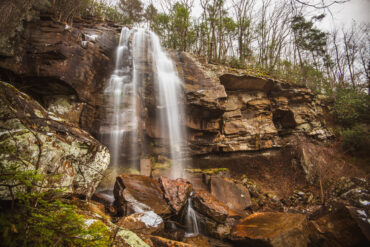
[171,3,192,51]
[291,14,327,85]
[144,3,158,28]
[118,0,143,25]
[232,0,255,64]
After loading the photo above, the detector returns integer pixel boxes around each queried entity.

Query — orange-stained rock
[113,174,171,216]
[210,177,251,213]
[230,212,309,247]
[192,190,229,223]
[159,176,193,213]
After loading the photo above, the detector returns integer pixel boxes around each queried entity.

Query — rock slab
[231,212,309,247]
[113,174,171,216]
[159,176,193,213]
[210,176,251,212]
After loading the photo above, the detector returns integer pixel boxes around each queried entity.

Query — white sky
[136,0,370,30]
[321,0,370,30]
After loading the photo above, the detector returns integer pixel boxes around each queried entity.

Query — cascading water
[100,27,197,235]
[185,193,199,237]
[100,28,186,179]
[150,32,187,179]
[100,27,139,174]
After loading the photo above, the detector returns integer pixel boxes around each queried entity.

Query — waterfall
[100,28,186,180]
[185,194,199,237]
[100,27,139,171]
[150,32,186,179]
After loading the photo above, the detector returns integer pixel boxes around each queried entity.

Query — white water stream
[185,194,200,237]
[103,28,196,235]
[149,31,186,179]
[102,27,138,169]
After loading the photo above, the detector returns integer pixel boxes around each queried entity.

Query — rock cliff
[0,10,117,135]
[175,52,333,155]
[0,81,110,199]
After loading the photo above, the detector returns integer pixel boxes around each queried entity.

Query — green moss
[184,168,229,175]
[153,162,171,170]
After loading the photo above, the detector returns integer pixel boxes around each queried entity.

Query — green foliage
[0,191,111,246]
[341,124,370,155]
[229,56,244,69]
[0,155,111,246]
[333,87,370,126]
[291,15,327,57]
[118,0,143,25]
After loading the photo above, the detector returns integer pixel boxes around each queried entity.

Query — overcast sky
[141,0,369,30]
[322,0,370,29]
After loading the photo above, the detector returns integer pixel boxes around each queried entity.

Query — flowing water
[101,28,186,178]
[185,194,200,237]
[100,27,139,171]
[101,27,197,235]
[150,31,186,179]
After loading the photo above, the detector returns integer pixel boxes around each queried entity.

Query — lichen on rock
[0,81,110,199]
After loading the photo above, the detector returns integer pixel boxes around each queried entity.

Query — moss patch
[184,168,229,175]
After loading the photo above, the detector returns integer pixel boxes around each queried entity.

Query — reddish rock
[159,176,193,213]
[113,174,171,216]
[309,206,370,247]
[230,212,309,247]
[210,176,251,213]
[192,190,229,223]
[0,15,116,134]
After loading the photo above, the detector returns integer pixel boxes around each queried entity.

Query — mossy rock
[184,168,229,175]
[153,162,171,170]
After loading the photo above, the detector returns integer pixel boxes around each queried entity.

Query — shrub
[333,87,369,126]
[0,163,111,246]
[229,57,244,69]
[341,124,370,155]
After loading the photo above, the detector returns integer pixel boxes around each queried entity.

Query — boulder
[116,211,164,235]
[114,229,150,247]
[192,190,229,223]
[159,176,193,213]
[230,212,309,247]
[0,81,110,199]
[113,174,171,216]
[210,177,251,212]
[309,206,370,247]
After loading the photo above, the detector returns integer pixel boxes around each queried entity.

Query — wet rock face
[159,176,193,213]
[0,13,116,134]
[172,53,333,155]
[231,212,309,247]
[113,174,171,216]
[0,81,110,199]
